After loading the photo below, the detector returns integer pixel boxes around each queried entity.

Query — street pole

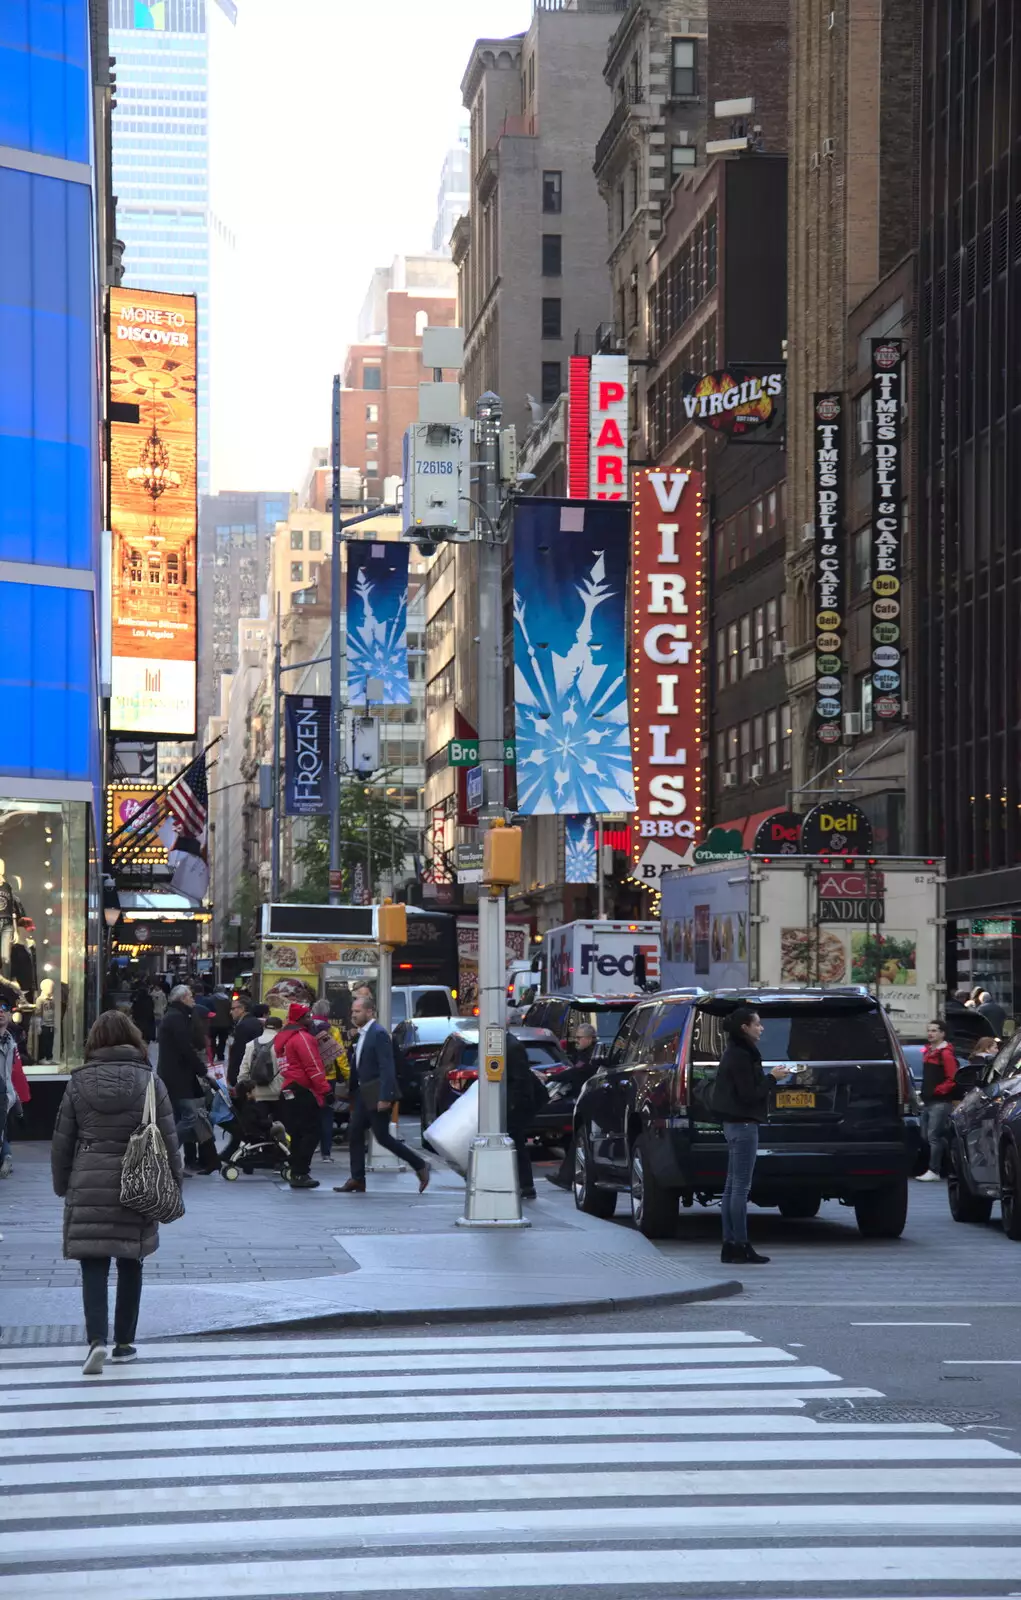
[329,372,343,905]
[270,592,281,902]
[597,818,605,920]
[459,390,527,1228]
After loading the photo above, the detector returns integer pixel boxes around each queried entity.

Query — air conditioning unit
[746,656,764,673]
[822,137,835,158]
[843,712,862,737]
[722,772,738,790]
[771,640,787,660]
[802,520,814,544]
[750,762,764,781]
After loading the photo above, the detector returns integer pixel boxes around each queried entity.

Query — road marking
[943,1359,1021,1364]
[853,1321,973,1327]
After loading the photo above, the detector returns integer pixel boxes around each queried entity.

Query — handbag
[120,1073,185,1223]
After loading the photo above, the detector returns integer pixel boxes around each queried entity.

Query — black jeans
[80,1256,143,1346]
[211,1026,230,1062]
[348,1089,426,1183]
[279,1085,320,1178]
[509,1123,534,1194]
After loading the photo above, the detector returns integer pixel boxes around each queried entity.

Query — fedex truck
[660,856,945,1040]
[543,920,661,998]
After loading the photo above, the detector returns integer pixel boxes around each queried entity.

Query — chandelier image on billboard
[126,377,182,503]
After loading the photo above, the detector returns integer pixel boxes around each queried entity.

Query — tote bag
[120,1073,185,1223]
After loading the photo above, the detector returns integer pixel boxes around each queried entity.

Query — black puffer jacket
[158,1000,207,1102]
[712,1034,771,1123]
[51,1045,183,1260]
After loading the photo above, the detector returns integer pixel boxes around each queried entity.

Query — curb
[165,1275,744,1339]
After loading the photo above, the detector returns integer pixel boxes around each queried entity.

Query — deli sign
[630,469,704,880]
[870,339,903,721]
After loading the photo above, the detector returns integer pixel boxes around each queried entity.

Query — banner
[512,498,634,815]
[346,540,410,705]
[683,368,785,440]
[813,392,845,745]
[630,470,704,880]
[870,340,904,722]
[284,695,331,815]
[108,287,198,736]
[565,816,598,883]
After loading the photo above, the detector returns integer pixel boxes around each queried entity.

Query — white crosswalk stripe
[0,1327,1017,1597]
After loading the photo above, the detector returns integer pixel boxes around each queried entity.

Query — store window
[0,801,92,1072]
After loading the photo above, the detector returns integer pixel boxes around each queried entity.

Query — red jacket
[274,1024,328,1105]
[923,1040,959,1098]
[11,1045,30,1103]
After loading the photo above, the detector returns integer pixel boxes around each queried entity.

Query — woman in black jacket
[713,1007,788,1265]
[51,1010,182,1377]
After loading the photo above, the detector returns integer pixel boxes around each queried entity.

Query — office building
[431,125,471,253]
[109,0,239,491]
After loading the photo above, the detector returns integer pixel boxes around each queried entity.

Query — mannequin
[9,875,36,999]
[37,977,56,1063]
[0,858,15,977]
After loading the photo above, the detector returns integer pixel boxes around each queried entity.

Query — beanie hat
[287,1002,310,1025]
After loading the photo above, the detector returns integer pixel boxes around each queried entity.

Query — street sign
[447,738,516,767]
[466,764,484,814]
[456,842,484,885]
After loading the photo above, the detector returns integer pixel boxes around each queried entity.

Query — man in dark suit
[334,994,431,1194]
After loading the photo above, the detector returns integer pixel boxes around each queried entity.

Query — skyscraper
[431,125,470,255]
[109,0,238,491]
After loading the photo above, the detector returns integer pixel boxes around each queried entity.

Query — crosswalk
[1,1326,1019,1596]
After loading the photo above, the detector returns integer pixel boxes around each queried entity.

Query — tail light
[448,1068,478,1093]
[560,1038,569,1050]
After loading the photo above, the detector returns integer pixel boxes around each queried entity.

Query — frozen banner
[565,816,598,883]
[513,498,635,815]
[346,541,410,705]
[284,694,330,816]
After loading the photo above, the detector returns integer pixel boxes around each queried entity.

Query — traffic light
[377,900,407,947]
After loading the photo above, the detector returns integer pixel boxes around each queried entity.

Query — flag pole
[106,734,223,849]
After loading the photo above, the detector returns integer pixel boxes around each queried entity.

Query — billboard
[345,540,410,704]
[108,287,198,736]
[284,695,331,816]
[813,392,845,745]
[630,469,705,883]
[567,354,629,498]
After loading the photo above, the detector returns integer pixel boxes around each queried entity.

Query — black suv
[521,995,636,1059]
[572,987,922,1240]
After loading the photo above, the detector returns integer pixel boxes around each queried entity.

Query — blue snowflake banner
[513,498,635,815]
[565,815,598,883]
[345,541,410,706]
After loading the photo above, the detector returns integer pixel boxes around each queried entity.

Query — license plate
[776,1090,816,1109]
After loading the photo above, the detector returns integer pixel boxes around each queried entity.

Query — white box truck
[660,856,945,1040]
[543,920,662,998]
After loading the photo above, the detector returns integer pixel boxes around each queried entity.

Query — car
[521,995,637,1060]
[420,1025,571,1148]
[391,1015,476,1109]
[389,984,456,1024]
[571,986,923,1240]
[946,1034,1021,1237]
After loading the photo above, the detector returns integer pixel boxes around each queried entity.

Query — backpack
[249,1040,277,1088]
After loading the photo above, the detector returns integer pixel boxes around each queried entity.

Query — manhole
[814,1401,1001,1425]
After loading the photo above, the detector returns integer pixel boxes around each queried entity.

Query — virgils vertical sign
[630,469,705,884]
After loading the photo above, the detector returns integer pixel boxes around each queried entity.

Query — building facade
[109,0,238,491]
[431,127,471,254]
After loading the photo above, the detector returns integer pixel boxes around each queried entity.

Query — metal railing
[594,79,645,171]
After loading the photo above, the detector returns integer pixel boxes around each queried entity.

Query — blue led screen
[0,582,96,781]
[0,1,91,164]
[0,167,95,569]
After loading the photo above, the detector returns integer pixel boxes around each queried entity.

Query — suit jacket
[353,1018,399,1101]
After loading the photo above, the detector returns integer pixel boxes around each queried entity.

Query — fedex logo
[579,942,660,984]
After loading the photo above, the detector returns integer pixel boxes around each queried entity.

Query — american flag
[168,752,208,840]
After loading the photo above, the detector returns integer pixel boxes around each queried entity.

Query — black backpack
[249,1041,277,1088]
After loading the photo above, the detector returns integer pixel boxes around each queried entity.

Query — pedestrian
[506,1034,543,1200]
[274,1002,329,1189]
[334,992,430,1195]
[150,981,167,1026]
[0,999,30,1178]
[712,1006,790,1264]
[546,1023,600,1190]
[157,984,219,1174]
[916,1018,962,1181]
[236,1008,283,1099]
[209,987,231,1064]
[967,985,984,1008]
[333,980,352,1029]
[226,993,263,1087]
[130,982,156,1046]
[50,1008,183,1376]
[977,990,1007,1037]
[943,987,989,1052]
[310,998,347,1163]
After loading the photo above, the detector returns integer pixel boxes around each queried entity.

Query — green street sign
[447,738,515,767]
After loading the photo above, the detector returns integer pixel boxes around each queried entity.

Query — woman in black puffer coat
[51,1010,182,1376]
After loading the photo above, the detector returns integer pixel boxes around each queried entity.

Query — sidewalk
[0,1131,739,1340]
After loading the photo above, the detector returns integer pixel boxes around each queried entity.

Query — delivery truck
[660,856,945,1039]
[543,919,661,998]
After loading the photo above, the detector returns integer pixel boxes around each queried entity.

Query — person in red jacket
[273,1002,328,1189]
[917,1019,962,1181]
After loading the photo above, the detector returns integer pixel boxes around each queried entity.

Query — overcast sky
[214,0,532,494]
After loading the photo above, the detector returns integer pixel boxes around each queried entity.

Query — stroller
[214,1081,292,1182]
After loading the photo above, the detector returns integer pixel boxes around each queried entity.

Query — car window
[606,1009,638,1068]
[521,1003,543,1029]
[569,1006,630,1045]
[755,1008,893,1062]
[988,1037,1021,1081]
[452,1042,478,1069]
[435,1037,460,1070]
[545,1003,568,1038]
[645,1002,687,1067]
[523,1041,563,1067]
[390,991,407,1023]
[622,1005,656,1066]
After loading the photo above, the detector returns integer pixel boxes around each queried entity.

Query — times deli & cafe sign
[813,392,845,745]
[870,339,904,722]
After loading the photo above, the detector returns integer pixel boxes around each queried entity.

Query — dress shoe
[720,1241,744,1264]
[333,1178,366,1193]
[742,1243,771,1264]
[418,1162,432,1193]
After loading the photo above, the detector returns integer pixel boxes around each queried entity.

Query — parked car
[521,995,636,1060]
[420,1026,571,1148]
[389,985,455,1024]
[392,1015,475,1109]
[946,1033,1021,1237]
[572,987,923,1240]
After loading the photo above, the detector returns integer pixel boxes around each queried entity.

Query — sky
[214,0,533,494]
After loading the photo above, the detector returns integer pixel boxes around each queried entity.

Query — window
[541,361,562,403]
[852,527,870,590]
[767,487,778,531]
[727,621,739,684]
[753,605,765,661]
[415,310,428,337]
[290,529,303,550]
[308,529,322,552]
[290,562,303,582]
[309,562,321,584]
[541,234,562,276]
[752,498,765,544]
[739,613,751,676]
[766,709,780,773]
[366,461,379,475]
[362,365,381,390]
[542,170,562,213]
[671,144,696,181]
[365,433,378,451]
[647,1003,684,1067]
[671,38,697,97]
[716,627,726,691]
[739,720,752,784]
[726,726,738,780]
[365,404,378,422]
[781,703,792,769]
[617,182,626,234]
[736,507,750,564]
[753,715,765,775]
[541,298,562,339]
[629,161,639,216]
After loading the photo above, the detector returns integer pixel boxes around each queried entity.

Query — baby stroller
[216,1082,292,1182]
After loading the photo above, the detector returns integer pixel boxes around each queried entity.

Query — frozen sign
[630,469,705,882]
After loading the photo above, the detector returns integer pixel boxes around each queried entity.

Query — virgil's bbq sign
[813,393,845,745]
[870,339,904,722]
[683,368,785,440]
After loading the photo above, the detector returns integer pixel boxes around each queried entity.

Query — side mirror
[953,1063,982,1092]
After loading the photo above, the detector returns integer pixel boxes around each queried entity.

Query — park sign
[448,737,515,767]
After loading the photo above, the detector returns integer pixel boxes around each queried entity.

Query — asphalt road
[2,1169,1020,1598]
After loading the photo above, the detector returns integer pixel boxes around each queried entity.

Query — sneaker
[0,1155,12,1178]
[111,1344,137,1362]
[289,1174,320,1190]
[82,1342,107,1376]
[916,1169,942,1182]
[320,1155,335,1163]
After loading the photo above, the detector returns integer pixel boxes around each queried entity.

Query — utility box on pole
[401,422,471,542]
